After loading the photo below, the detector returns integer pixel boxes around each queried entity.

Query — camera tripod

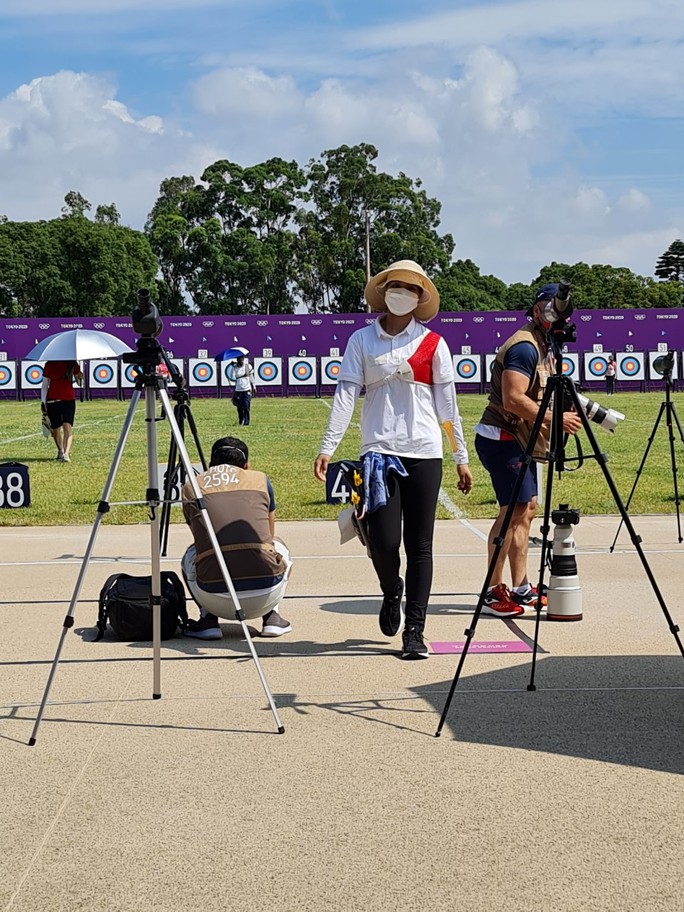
[29,335,284,745]
[609,368,684,548]
[435,326,684,738]
[159,385,207,557]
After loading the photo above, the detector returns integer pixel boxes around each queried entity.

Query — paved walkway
[1,516,683,911]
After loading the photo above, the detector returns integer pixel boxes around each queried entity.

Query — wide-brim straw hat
[364,260,440,322]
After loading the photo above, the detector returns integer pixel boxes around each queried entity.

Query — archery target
[452,355,481,384]
[648,351,679,380]
[0,362,17,389]
[616,351,644,381]
[120,362,142,388]
[21,361,44,389]
[485,353,498,380]
[188,359,217,387]
[254,357,282,386]
[321,357,343,385]
[288,356,317,386]
[584,353,609,379]
[560,353,579,378]
[89,360,118,389]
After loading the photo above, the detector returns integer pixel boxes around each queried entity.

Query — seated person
[181,436,292,640]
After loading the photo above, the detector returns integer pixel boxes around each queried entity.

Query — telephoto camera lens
[547,504,582,622]
[577,393,625,433]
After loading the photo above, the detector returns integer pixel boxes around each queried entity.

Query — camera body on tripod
[546,503,583,622]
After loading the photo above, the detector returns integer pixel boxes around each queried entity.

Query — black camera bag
[95,572,187,641]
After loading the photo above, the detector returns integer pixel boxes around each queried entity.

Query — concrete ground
[1,515,683,912]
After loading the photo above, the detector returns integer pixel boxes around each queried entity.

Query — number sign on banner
[0,463,30,508]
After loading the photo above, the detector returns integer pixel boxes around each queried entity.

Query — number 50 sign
[0,463,31,508]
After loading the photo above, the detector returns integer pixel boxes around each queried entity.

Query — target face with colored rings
[561,359,576,377]
[93,364,115,384]
[24,364,43,385]
[224,363,237,382]
[293,360,313,381]
[324,360,341,381]
[257,361,279,382]
[192,362,213,383]
[619,356,640,376]
[456,358,478,379]
[124,364,140,383]
[587,356,608,377]
[0,366,13,386]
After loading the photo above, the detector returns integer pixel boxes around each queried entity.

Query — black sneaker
[261,610,292,637]
[379,576,404,638]
[184,614,223,640]
[401,625,429,660]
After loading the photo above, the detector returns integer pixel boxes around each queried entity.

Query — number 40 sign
[0,463,31,508]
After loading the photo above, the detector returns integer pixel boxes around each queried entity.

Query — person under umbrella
[41,361,84,462]
[232,354,257,426]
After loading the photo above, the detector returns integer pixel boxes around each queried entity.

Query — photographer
[474,284,582,617]
[40,360,83,463]
[181,436,292,639]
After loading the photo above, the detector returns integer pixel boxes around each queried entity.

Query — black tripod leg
[183,405,208,471]
[436,384,554,737]
[609,402,665,552]
[160,434,179,557]
[528,461,555,692]
[567,383,684,658]
[664,395,682,543]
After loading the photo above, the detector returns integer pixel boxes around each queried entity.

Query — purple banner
[1,310,681,397]
[1,310,681,361]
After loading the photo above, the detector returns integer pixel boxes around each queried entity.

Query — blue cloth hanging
[361,452,408,515]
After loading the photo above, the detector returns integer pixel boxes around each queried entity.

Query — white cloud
[0,71,212,224]
[193,67,302,119]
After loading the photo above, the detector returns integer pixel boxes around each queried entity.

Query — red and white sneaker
[511,585,548,611]
[480,584,524,618]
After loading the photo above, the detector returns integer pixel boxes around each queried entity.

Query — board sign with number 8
[0,463,31,508]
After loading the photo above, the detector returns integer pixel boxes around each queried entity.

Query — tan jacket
[480,324,551,459]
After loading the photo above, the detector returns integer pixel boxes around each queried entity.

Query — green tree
[61,190,92,219]
[436,259,508,311]
[655,239,684,283]
[295,143,453,313]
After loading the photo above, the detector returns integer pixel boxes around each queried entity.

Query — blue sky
[0,0,683,284]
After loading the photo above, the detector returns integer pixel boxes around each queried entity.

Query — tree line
[1,144,683,318]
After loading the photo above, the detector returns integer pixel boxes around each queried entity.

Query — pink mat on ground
[430,640,533,654]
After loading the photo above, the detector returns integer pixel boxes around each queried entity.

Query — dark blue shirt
[503,341,537,381]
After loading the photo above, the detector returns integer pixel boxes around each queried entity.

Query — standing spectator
[605,355,617,396]
[40,360,83,463]
[314,260,472,660]
[232,355,256,426]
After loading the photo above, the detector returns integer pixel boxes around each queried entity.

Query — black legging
[365,457,442,630]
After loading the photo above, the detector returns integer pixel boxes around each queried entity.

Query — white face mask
[384,287,419,316]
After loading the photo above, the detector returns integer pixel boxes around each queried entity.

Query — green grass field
[0,391,682,525]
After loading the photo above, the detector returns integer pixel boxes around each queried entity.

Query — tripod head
[122,289,186,392]
[653,351,676,389]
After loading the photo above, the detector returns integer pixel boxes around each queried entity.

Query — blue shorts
[475,434,538,507]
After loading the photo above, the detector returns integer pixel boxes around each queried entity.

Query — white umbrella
[25,329,133,361]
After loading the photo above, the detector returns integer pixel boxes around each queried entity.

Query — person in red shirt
[40,360,83,462]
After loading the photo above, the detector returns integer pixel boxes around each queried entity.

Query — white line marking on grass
[0,416,124,446]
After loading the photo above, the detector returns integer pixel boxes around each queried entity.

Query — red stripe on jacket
[407,331,441,385]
